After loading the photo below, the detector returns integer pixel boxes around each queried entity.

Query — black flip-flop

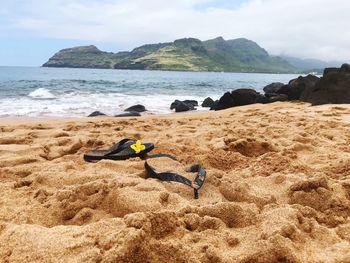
[144,154,206,199]
[84,138,154,162]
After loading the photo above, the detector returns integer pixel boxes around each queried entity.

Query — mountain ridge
[43,37,298,73]
[281,55,342,72]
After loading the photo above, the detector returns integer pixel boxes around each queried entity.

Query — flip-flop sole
[84,143,154,162]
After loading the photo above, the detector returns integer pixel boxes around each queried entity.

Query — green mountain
[43,37,298,73]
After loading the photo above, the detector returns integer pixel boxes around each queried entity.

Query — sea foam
[28,88,56,99]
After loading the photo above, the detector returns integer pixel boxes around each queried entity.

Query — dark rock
[258,95,271,104]
[231,89,265,106]
[264,92,277,98]
[124,104,146,112]
[277,75,319,100]
[175,102,195,112]
[88,111,106,117]
[340,63,350,73]
[170,100,181,110]
[201,97,215,108]
[267,94,289,103]
[301,64,350,105]
[324,67,340,76]
[263,82,284,94]
[170,100,197,111]
[212,89,265,110]
[115,112,141,117]
[323,64,349,77]
[183,100,198,107]
[212,92,235,110]
[210,100,219,110]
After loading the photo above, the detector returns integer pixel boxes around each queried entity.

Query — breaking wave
[28,88,56,99]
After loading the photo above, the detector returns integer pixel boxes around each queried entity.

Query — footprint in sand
[42,138,83,160]
[224,138,276,157]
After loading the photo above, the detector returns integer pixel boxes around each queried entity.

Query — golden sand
[1,102,350,262]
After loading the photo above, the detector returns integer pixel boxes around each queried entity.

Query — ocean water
[0,66,301,117]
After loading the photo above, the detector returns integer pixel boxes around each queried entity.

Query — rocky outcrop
[43,46,113,69]
[211,63,350,111]
[201,97,215,108]
[323,67,339,76]
[170,100,197,109]
[211,92,234,111]
[323,63,350,76]
[210,73,321,111]
[210,100,219,110]
[88,111,106,117]
[170,100,198,112]
[301,63,350,105]
[88,110,142,117]
[175,102,195,112]
[125,104,147,112]
[212,89,266,111]
[263,82,284,94]
[182,100,198,107]
[277,75,319,100]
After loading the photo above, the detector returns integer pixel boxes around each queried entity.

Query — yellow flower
[130,140,146,154]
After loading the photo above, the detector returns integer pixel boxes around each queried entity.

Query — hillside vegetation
[43,37,298,73]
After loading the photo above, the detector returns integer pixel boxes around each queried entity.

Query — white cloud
[3,0,350,61]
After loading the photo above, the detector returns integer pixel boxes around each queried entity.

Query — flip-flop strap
[144,160,206,199]
[105,138,134,156]
[189,164,206,199]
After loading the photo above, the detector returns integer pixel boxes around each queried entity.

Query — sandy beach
[1,101,350,262]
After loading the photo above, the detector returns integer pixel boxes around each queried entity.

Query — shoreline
[0,107,211,124]
[1,101,350,125]
[0,101,315,123]
[1,65,307,77]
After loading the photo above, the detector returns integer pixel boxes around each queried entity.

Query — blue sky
[0,37,123,67]
[0,0,349,66]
